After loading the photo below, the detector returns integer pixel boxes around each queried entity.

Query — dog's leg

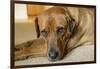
[15,38,47,61]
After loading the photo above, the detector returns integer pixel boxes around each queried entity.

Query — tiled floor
[15,23,37,45]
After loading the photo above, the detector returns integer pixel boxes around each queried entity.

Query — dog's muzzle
[48,47,60,61]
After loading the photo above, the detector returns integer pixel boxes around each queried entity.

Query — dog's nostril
[49,51,58,59]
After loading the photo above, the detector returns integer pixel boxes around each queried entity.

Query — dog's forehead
[38,13,67,30]
[51,13,67,27]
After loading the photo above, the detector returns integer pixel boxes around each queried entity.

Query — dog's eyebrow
[56,23,66,28]
[56,26,64,29]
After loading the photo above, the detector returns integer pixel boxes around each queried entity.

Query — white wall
[15,4,27,20]
[15,4,28,23]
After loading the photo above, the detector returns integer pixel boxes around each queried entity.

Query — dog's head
[35,7,78,61]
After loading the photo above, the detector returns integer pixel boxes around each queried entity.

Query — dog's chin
[48,58,60,61]
[47,55,62,61]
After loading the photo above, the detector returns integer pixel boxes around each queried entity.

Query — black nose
[48,49,59,60]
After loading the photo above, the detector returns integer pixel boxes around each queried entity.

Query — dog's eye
[57,27,64,35]
[41,30,48,37]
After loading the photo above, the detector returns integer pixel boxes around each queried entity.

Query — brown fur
[15,6,94,61]
[15,38,47,60]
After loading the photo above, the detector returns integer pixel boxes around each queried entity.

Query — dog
[15,6,94,61]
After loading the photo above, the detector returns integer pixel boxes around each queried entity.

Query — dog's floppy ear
[64,7,78,34]
[35,18,40,38]
[67,18,78,34]
[67,7,79,23]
